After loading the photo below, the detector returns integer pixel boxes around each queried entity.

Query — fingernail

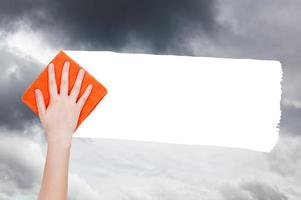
[35,89,39,95]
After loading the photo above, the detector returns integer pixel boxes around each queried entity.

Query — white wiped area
[65,50,282,152]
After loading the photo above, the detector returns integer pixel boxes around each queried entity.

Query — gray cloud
[0,0,219,53]
[68,174,101,200]
[1,133,301,199]
[268,134,301,177]
[1,0,301,199]
[0,48,42,131]
[280,105,301,137]
[240,181,288,200]
[0,131,101,199]
[221,181,288,200]
[0,133,43,197]
[66,138,301,199]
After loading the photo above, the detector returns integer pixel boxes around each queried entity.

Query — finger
[77,84,93,109]
[48,63,58,97]
[70,69,85,100]
[60,61,70,96]
[35,89,46,117]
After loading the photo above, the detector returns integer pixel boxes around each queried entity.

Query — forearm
[38,131,72,200]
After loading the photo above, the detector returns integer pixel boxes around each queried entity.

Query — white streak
[65,50,282,152]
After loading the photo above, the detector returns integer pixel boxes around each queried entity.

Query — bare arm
[35,61,92,200]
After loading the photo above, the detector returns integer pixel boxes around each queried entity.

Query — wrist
[46,131,73,150]
[48,140,72,150]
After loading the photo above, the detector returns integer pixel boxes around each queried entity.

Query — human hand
[34,61,92,146]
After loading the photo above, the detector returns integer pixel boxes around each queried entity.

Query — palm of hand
[35,62,92,144]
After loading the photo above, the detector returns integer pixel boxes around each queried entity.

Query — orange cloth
[21,50,108,132]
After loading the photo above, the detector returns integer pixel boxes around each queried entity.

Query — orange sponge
[21,50,108,132]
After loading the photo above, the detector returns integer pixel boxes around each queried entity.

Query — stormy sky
[0,0,300,199]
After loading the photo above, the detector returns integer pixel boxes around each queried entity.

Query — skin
[35,61,93,200]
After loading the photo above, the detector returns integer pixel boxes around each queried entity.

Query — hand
[34,61,92,146]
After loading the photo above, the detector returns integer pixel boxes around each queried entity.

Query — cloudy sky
[0,0,300,199]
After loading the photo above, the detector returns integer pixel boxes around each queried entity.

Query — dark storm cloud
[0,0,219,53]
[0,49,41,131]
